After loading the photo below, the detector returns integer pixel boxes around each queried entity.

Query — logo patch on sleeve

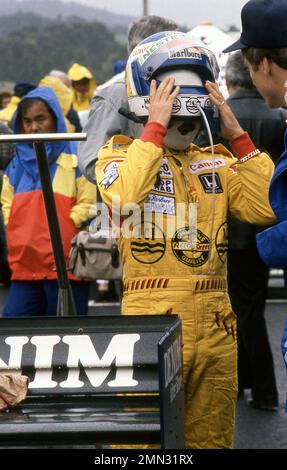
[99,169,119,189]
[198,173,223,193]
[102,158,125,175]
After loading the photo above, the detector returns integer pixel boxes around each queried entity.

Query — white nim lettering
[0,336,29,374]
[60,334,140,388]
[29,336,61,388]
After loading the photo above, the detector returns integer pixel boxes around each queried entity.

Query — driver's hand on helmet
[147,77,180,128]
[205,80,244,142]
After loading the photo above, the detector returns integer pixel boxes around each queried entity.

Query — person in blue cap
[224,0,287,399]
[113,59,127,76]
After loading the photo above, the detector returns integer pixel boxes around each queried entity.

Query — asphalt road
[0,285,286,449]
[234,300,287,449]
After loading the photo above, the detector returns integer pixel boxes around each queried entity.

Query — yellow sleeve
[1,174,14,225]
[95,135,163,212]
[70,175,97,228]
[227,152,276,225]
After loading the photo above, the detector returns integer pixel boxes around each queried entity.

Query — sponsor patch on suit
[153,178,174,194]
[189,157,225,174]
[99,169,119,189]
[159,157,173,177]
[144,194,175,215]
[198,173,223,194]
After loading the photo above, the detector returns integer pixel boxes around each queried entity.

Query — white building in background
[188,22,237,98]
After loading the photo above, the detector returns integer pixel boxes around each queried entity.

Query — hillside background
[0,0,133,84]
[0,0,133,27]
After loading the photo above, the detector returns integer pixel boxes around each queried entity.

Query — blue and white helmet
[126,31,219,121]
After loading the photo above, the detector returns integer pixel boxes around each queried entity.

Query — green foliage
[0,12,52,38]
[0,17,127,83]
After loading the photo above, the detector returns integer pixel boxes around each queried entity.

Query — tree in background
[0,18,127,84]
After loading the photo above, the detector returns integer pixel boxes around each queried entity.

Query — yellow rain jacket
[0,96,21,126]
[67,63,96,112]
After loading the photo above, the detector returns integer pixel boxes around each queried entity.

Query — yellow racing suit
[96,123,276,448]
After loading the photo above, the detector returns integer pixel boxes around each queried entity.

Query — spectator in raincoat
[1,86,96,316]
[67,63,96,113]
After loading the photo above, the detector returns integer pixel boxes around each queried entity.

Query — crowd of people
[0,0,287,448]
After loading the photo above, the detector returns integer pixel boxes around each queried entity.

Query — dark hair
[127,15,178,54]
[225,51,253,89]
[17,98,57,126]
[0,91,12,109]
[242,47,287,71]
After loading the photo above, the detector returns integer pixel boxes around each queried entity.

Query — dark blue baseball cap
[223,0,287,53]
[14,81,36,98]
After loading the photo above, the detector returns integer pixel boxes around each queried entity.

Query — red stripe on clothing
[140,122,167,148]
[230,132,257,160]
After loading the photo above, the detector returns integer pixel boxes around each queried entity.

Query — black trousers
[228,247,278,403]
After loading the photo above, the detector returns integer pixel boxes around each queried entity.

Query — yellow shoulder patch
[57,153,78,170]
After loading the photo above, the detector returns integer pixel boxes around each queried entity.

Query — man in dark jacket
[223,0,287,404]
[224,51,287,411]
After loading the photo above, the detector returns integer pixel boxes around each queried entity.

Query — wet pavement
[234,301,287,449]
